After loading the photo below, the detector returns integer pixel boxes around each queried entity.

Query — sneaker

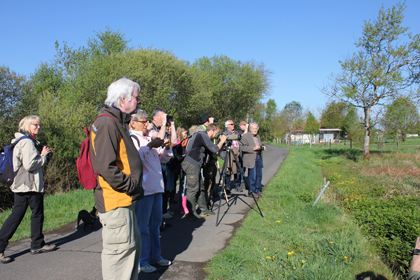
[162,213,173,219]
[200,210,215,217]
[30,244,57,255]
[155,258,172,266]
[140,264,157,273]
[187,213,205,221]
[0,253,11,264]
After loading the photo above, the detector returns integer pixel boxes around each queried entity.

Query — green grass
[0,189,95,242]
[205,145,394,279]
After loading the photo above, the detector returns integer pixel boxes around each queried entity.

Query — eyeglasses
[132,95,141,104]
[227,123,234,126]
[31,123,42,127]
[134,119,148,124]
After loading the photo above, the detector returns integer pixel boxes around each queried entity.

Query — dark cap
[199,113,210,124]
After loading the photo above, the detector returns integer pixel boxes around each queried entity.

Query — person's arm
[409,237,420,279]
[157,139,173,163]
[18,139,47,172]
[170,120,177,144]
[151,113,167,140]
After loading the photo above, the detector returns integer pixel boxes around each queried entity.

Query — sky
[1,0,419,118]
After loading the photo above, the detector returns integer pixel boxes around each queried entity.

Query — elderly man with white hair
[90,78,144,280]
[241,123,266,197]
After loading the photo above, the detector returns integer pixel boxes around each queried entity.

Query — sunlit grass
[205,146,394,279]
[0,189,95,242]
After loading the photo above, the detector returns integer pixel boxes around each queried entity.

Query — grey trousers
[98,205,141,280]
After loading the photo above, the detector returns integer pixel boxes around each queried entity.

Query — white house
[284,128,342,144]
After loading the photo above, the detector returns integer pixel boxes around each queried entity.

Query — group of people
[0,77,267,280]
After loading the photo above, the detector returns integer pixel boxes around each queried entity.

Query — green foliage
[304,111,320,139]
[193,55,266,124]
[349,196,420,271]
[322,3,420,158]
[382,97,419,142]
[0,66,30,147]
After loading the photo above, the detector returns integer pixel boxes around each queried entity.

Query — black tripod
[211,144,263,226]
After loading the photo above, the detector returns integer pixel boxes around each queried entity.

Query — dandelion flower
[266,256,270,259]
[344,256,348,259]
[288,251,294,255]
[293,267,296,269]
[330,241,334,244]
[264,248,267,251]
[302,260,306,263]
[277,220,281,223]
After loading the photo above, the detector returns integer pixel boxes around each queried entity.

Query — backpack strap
[130,134,140,148]
[8,136,35,151]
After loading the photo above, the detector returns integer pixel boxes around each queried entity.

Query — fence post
[329,139,331,149]
[350,139,352,149]
[313,181,330,206]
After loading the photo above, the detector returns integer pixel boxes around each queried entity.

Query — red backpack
[76,115,115,190]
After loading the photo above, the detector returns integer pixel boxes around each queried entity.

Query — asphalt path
[1,144,289,280]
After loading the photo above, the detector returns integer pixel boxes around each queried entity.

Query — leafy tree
[343,106,360,139]
[320,101,347,128]
[0,66,30,147]
[304,111,320,142]
[322,3,420,160]
[382,97,419,143]
[281,101,303,131]
[193,55,267,123]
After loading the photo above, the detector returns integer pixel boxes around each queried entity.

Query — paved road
[1,144,289,280]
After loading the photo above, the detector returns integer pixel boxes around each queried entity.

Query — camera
[166,115,174,123]
[37,144,53,157]
[213,118,219,123]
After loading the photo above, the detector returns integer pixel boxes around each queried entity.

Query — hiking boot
[154,258,172,266]
[200,209,215,217]
[30,244,57,255]
[0,253,11,264]
[187,213,205,221]
[140,264,157,273]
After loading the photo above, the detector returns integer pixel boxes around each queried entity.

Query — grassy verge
[205,145,394,279]
[314,140,420,276]
[0,189,95,242]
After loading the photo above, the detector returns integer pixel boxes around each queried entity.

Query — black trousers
[0,192,45,253]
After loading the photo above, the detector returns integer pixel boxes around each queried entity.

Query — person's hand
[163,139,171,149]
[148,138,164,149]
[245,123,249,129]
[41,146,52,156]
[209,117,214,124]
[262,145,267,151]
[219,134,228,143]
[254,145,261,151]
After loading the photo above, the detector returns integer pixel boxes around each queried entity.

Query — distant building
[284,128,342,144]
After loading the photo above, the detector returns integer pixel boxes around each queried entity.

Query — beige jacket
[11,132,47,193]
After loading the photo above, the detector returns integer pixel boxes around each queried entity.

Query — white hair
[250,122,259,130]
[225,120,232,128]
[105,78,140,107]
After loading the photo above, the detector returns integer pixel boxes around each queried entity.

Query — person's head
[189,125,198,135]
[250,123,259,135]
[19,115,42,136]
[130,109,149,134]
[199,113,210,127]
[225,120,234,132]
[239,121,248,131]
[206,123,220,140]
[177,125,188,141]
[105,78,141,114]
[152,108,166,127]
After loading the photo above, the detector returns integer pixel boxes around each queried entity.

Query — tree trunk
[363,107,371,161]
